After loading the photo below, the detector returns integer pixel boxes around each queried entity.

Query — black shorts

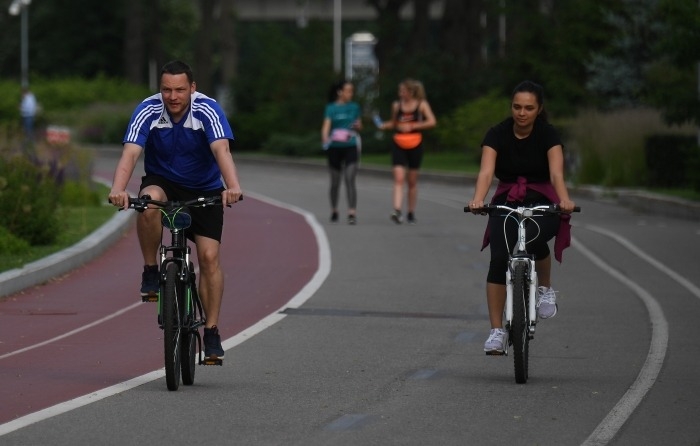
[139,175,225,242]
[392,144,424,169]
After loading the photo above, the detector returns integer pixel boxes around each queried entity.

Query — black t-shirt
[481,117,562,184]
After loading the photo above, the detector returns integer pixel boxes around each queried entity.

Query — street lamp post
[9,0,32,88]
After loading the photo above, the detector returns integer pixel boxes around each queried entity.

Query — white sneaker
[483,328,508,355]
[537,286,558,319]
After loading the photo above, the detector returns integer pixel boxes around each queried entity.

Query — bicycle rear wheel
[511,263,530,384]
[163,262,182,391]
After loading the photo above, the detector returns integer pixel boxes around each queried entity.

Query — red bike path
[0,174,319,425]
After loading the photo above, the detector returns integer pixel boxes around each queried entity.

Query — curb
[0,198,134,300]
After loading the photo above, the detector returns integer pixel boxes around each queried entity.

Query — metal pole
[333,0,341,74]
[21,4,28,88]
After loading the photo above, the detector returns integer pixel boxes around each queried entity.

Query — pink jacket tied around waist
[481,176,572,262]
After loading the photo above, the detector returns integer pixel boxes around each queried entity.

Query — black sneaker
[140,265,159,297]
[407,212,416,225]
[330,211,339,223]
[203,326,225,358]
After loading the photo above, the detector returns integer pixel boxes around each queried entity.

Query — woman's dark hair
[512,80,548,121]
[328,79,349,103]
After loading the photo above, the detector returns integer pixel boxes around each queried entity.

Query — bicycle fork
[505,258,539,340]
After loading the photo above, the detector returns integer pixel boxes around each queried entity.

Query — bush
[0,77,150,145]
[0,155,61,245]
[645,134,699,190]
[60,180,101,207]
[0,225,30,255]
[71,103,135,144]
[435,90,511,162]
[261,132,322,157]
[567,108,696,187]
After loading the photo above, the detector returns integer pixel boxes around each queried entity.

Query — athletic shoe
[407,212,416,225]
[140,265,159,297]
[203,326,225,358]
[484,328,508,355]
[330,211,339,223]
[348,214,357,225]
[537,286,558,319]
[390,210,403,224]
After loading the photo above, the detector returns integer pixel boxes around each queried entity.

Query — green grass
[361,151,479,174]
[0,189,116,273]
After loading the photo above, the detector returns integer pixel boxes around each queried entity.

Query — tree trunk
[124,0,144,84]
[218,0,238,114]
[441,0,484,70]
[195,0,216,94]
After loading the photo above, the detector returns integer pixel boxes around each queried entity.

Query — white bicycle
[466,203,580,383]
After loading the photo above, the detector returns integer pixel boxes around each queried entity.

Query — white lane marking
[0,193,330,436]
[0,302,142,360]
[583,224,700,300]
[574,229,669,446]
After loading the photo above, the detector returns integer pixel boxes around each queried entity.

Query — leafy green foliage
[644,0,700,126]
[0,225,30,256]
[0,156,61,245]
[233,21,336,150]
[261,132,321,157]
[567,108,695,187]
[585,0,661,109]
[435,90,510,162]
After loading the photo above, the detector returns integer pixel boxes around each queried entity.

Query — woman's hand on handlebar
[558,199,576,213]
[467,199,485,214]
[108,191,130,210]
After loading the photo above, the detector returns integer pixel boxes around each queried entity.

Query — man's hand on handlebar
[108,191,130,210]
[222,187,243,207]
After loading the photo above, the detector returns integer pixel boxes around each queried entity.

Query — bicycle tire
[181,285,197,385]
[163,262,182,391]
[511,263,529,384]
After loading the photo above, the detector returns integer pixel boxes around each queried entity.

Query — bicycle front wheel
[163,262,182,391]
[181,284,197,386]
[511,263,530,384]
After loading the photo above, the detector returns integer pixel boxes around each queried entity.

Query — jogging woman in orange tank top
[377,79,436,224]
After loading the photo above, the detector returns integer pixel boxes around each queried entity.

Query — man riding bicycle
[108,60,243,361]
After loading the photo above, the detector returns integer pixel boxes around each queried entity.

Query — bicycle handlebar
[463,204,581,214]
[110,194,241,211]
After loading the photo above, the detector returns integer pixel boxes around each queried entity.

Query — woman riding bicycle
[467,80,576,355]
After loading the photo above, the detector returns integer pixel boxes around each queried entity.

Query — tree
[645,0,700,126]
[585,0,660,109]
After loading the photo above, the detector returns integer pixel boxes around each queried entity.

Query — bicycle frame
[124,195,226,389]
[466,202,579,383]
[159,208,202,325]
[501,206,544,339]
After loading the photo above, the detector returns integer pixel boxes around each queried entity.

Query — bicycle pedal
[485,350,506,356]
[200,356,223,366]
[141,294,158,303]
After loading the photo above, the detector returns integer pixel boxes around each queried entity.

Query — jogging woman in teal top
[321,80,362,224]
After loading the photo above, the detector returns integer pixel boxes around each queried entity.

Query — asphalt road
[1,148,699,445]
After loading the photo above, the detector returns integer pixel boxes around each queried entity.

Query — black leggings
[487,208,560,285]
[327,146,358,209]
